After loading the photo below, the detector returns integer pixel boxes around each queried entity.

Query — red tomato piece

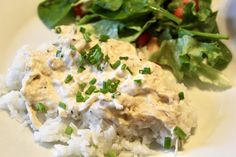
[136,32,151,47]
[74,4,83,17]
[174,7,184,19]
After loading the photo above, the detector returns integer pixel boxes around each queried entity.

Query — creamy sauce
[17,26,197,152]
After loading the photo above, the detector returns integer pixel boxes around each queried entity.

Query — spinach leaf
[93,0,123,11]
[38,0,77,28]
[91,0,151,20]
[152,35,231,88]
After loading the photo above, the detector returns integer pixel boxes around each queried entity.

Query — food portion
[38,0,232,88]
[0,26,196,157]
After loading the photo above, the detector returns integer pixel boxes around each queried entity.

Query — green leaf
[91,0,151,20]
[153,35,231,88]
[93,0,123,11]
[38,0,77,28]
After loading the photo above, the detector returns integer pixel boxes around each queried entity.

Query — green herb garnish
[35,102,47,113]
[76,92,85,102]
[112,91,121,99]
[80,27,86,33]
[78,66,86,73]
[58,102,67,109]
[174,126,187,140]
[111,60,121,69]
[164,137,172,149]
[119,56,129,60]
[64,74,73,84]
[134,79,142,85]
[87,44,104,65]
[85,85,96,95]
[55,26,61,34]
[100,79,120,94]
[105,150,117,157]
[83,32,92,42]
[89,78,97,85]
[126,66,133,75]
[65,126,73,136]
[121,64,127,71]
[139,67,151,74]
[99,34,109,42]
[178,92,185,100]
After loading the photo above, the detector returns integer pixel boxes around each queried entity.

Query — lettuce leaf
[152,35,231,88]
[38,0,78,28]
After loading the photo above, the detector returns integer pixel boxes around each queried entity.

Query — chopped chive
[56,50,61,57]
[164,137,172,149]
[119,56,129,60]
[87,44,104,65]
[94,89,100,93]
[79,82,87,91]
[76,92,85,102]
[174,126,187,140]
[100,79,120,94]
[99,34,109,42]
[111,60,121,69]
[139,67,151,74]
[64,74,73,84]
[112,91,121,99]
[80,27,86,33]
[35,102,47,113]
[105,150,117,157]
[121,64,127,71]
[58,102,67,110]
[121,64,133,75]
[70,44,77,51]
[83,32,92,42]
[178,92,184,100]
[55,27,62,34]
[89,78,97,85]
[134,79,142,85]
[78,66,86,73]
[126,66,133,75]
[85,85,96,95]
[65,126,73,136]
[77,55,86,65]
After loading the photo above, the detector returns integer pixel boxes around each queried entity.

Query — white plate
[0,0,236,157]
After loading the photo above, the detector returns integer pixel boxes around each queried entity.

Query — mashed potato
[0,25,197,157]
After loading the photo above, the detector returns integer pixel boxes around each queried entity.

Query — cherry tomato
[136,32,151,47]
[174,7,184,19]
[73,4,83,17]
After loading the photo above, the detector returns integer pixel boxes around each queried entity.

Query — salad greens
[38,0,232,88]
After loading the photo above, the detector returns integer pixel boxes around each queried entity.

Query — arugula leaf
[38,0,78,28]
[152,35,231,88]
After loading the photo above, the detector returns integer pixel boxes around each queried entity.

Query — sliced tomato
[136,32,151,47]
[73,4,84,17]
[174,7,184,19]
